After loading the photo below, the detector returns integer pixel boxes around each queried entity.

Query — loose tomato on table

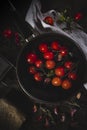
[43,16,54,25]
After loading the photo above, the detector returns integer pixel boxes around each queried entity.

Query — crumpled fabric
[25,0,87,89]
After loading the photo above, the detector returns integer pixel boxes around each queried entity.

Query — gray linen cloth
[25,0,87,89]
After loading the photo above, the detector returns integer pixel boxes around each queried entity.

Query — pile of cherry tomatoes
[26,41,77,90]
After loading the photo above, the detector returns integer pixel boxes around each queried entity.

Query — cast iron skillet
[16,33,87,105]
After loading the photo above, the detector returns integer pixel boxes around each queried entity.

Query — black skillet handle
[0,55,15,98]
[8,0,39,41]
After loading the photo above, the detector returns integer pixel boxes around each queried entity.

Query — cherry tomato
[75,12,83,21]
[52,77,62,87]
[28,66,37,74]
[3,29,12,38]
[55,67,65,77]
[44,51,54,60]
[27,53,37,64]
[45,60,55,69]
[43,16,54,25]
[60,47,68,57]
[35,60,43,68]
[39,43,48,53]
[62,79,72,89]
[51,41,60,50]
[64,61,73,69]
[34,72,43,81]
[68,72,77,80]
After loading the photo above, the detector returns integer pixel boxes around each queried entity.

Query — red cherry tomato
[64,61,73,69]
[62,79,72,89]
[60,47,68,57]
[44,51,54,60]
[43,16,54,25]
[3,29,12,38]
[39,43,48,53]
[51,41,60,50]
[28,66,37,74]
[34,72,43,81]
[75,12,83,21]
[52,77,62,87]
[45,60,55,69]
[27,53,37,64]
[68,72,77,80]
[35,60,43,68]
[55,67,65,77]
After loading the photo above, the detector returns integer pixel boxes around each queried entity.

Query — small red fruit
[64,61,73,69]
[39,43,48,53]
[52,77,62,87]
[43,16,54,25]
[27,53,37,64]
[62,79,72,89]
[51,41,60,50]
[45,60,55,69]
[44,51,54,60]
[34,72,43,81]
[55,67,65,77]
[3,29,12,38]
[60,47,68,57]
[75,12,83,21]
[35,60,43,68]
[68,72,77,80]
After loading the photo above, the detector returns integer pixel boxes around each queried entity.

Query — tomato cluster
[26,41,78,90]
